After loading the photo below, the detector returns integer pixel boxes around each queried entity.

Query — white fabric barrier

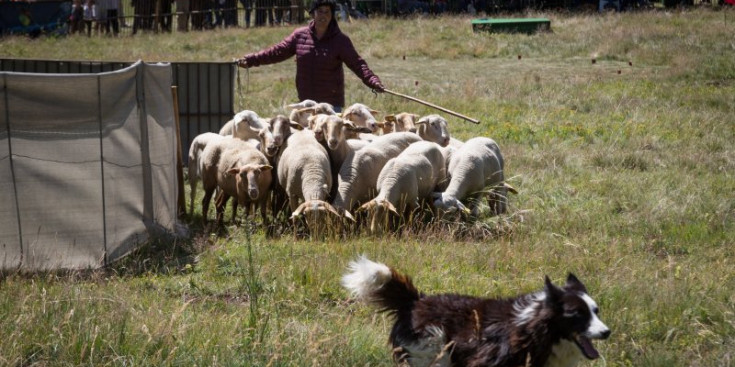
[0,61,179,271]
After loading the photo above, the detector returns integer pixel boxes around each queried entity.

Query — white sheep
[265,114,302,218]
[414,114,451,147]
[357,141,446,233]
[379,112,419,134]
[341,103,381,134]
[277,129,341,233]
[199,136,254,223]
[309,114,372,172]
[214,144,273,227]
[219,110,267,142]
[432,137,514,217]
[187,132,225,216]
[331,132,423,217]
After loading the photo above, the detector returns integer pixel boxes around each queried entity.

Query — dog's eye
[593,307,599,315]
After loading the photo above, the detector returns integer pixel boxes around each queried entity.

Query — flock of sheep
[187,100,516,236]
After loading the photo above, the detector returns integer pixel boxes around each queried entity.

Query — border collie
[341,256,611,367]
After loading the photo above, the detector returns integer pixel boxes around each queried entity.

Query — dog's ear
[544,276,565,305]
[564,273,588,293]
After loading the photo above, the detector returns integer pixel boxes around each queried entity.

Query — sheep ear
[504,182,519,195]
[356,201,374,213]
[456,200,470,214]
[297,107,316,115]
[384,114,396,122]
[307,115,319,129]
[227,168,239,176]
[323,202,342,218]
[289,122,304,130]
[343,210,356,222]
[260,165,273,171]
[370,109,381,115]
[415,117,428,125]
[386,202,400,216]
[357,127,373,134]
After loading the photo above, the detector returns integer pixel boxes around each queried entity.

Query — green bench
[471,18,551,34]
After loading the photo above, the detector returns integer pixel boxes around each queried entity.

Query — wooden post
[171,86,187,218]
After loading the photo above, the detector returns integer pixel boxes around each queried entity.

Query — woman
[236,0,384,112]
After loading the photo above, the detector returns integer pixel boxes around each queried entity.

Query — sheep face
[395,113,419,133]
[308,114,328,142]
[309,114,345,149]
[228,164,273,203]
[269,115,294,147]
[416,114,450,147]
[257,126,279,158]
[322,115,346,150]
[343,103,380,133]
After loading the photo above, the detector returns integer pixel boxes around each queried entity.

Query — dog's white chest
[545,340,583,367]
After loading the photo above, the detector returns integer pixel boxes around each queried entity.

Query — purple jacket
[242,19,382,108]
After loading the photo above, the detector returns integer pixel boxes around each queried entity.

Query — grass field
[1,7,734,366]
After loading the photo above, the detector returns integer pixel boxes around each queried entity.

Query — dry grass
[2,7,735,366]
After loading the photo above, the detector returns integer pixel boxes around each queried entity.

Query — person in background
[159,0,173,32]
[132,0,153,35]
[69,0,85,34]
[236,0,384,112]
[98,0,120,35]
[83,0,98,36]
[238,0,253,27]
[254,0,272,26]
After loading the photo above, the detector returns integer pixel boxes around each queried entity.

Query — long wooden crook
[382,88,480,124]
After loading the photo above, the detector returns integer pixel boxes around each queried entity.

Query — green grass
[2,7,735,366]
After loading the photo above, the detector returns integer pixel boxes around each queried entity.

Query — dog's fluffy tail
[341,256,420,314]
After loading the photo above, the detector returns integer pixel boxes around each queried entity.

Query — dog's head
[545,274,611,360]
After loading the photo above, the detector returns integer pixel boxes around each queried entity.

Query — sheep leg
[189,178,197,217]
[231,200,239,224]
[261,192,273,237]
[201,187,216,224]
[215,192,230,227]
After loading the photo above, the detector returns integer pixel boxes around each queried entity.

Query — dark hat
[309,0,337,15]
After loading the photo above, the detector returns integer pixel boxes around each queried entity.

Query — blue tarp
[0,0,71,36]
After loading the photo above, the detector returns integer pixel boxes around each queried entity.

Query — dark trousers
[105,9,119,35]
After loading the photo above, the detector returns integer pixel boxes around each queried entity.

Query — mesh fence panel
[0,61,177,271]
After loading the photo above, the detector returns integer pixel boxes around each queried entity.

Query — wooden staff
[383,88,480,124]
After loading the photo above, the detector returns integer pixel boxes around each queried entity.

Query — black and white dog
[341,256,611,367]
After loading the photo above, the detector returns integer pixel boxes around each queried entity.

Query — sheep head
[342,103,381,133]
[395,112,420,133]
[267,115,292,146]
[431,192,469,215]
[227,164,273,202]
[232,110,262,137]
[415,114,450,147]
[357,199,400,234]
[257,126,279,158]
